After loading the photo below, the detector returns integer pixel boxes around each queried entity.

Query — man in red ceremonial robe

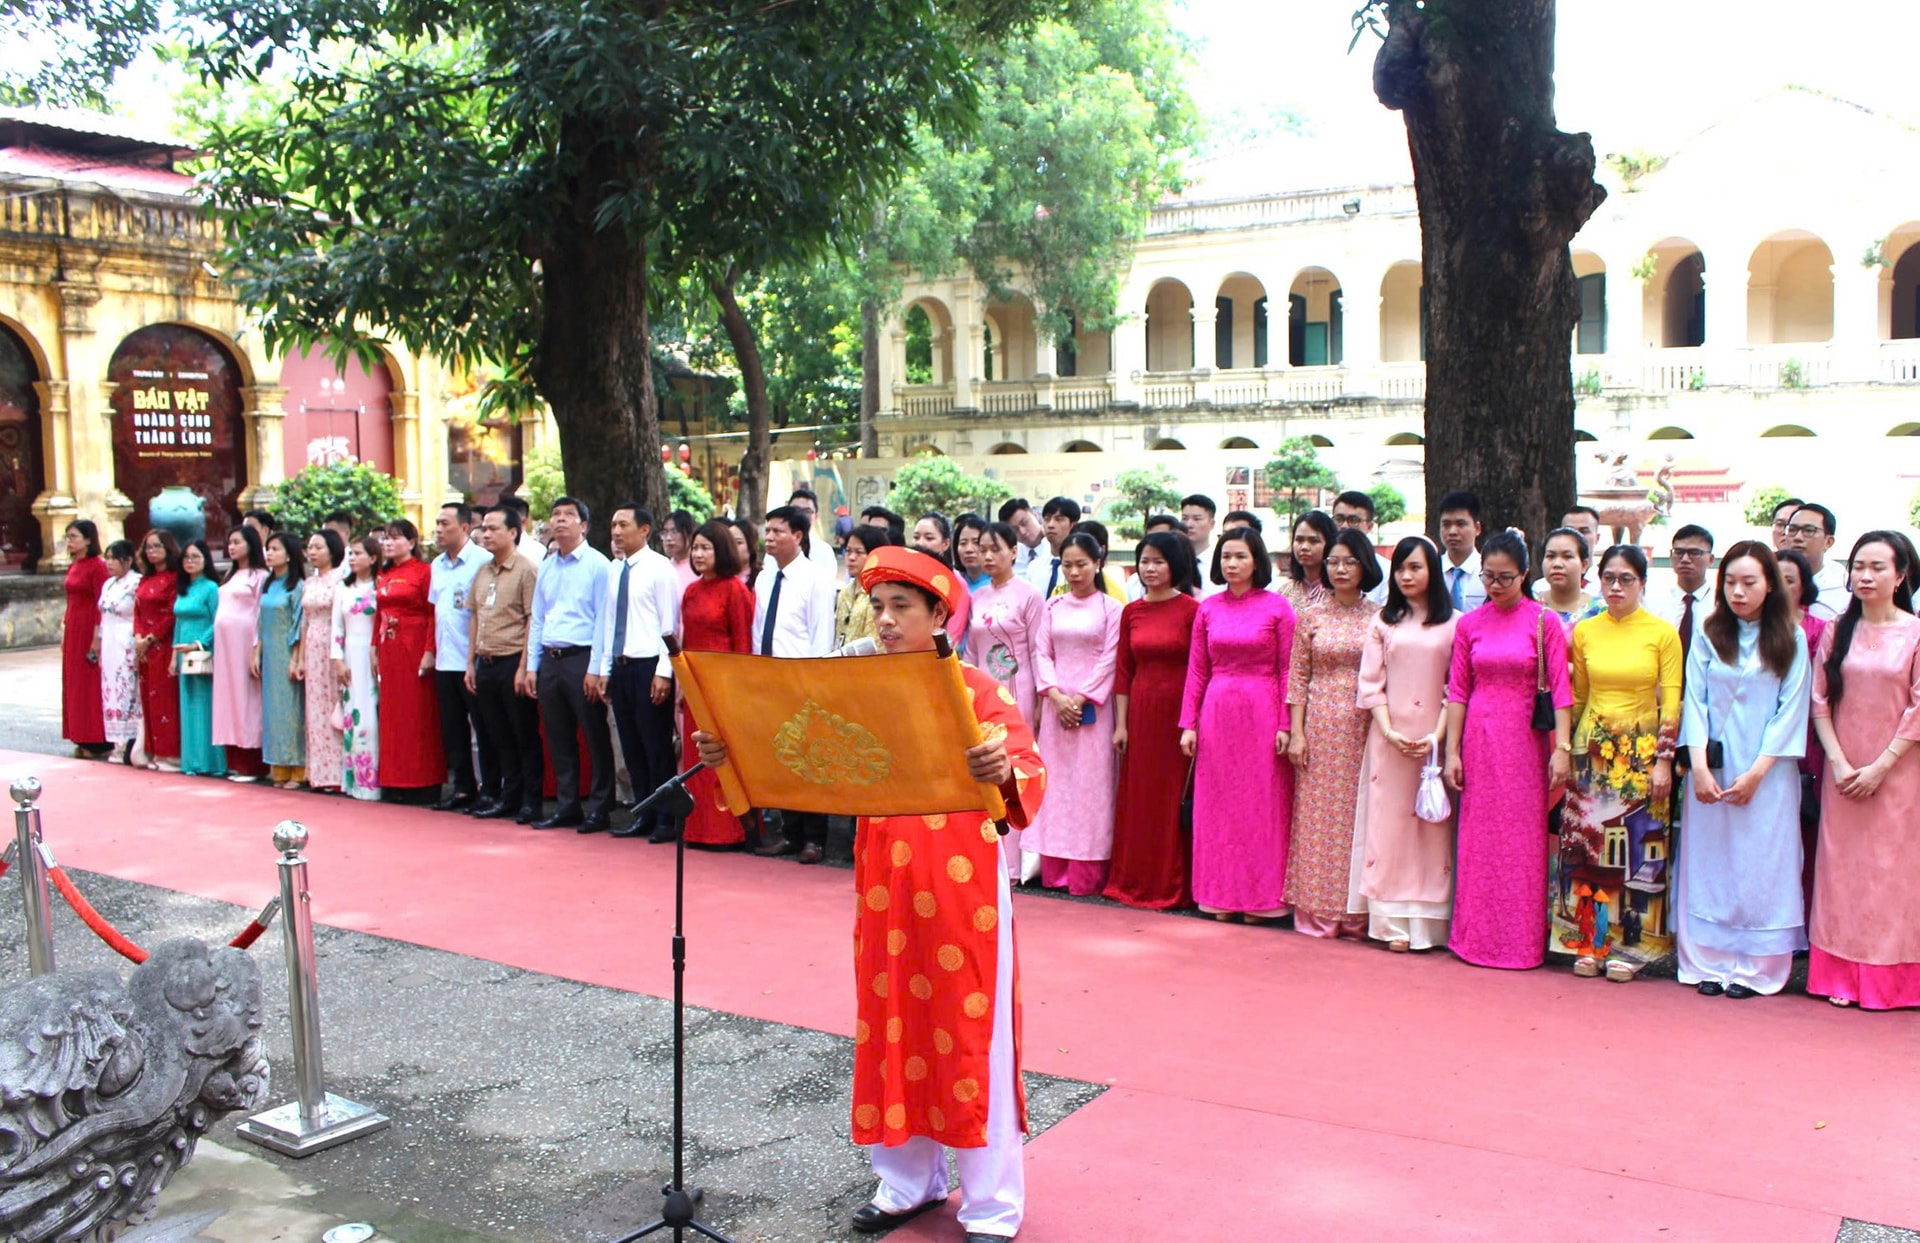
[696,545,1045,1241]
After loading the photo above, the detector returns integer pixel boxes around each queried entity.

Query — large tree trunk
[531,124,668,549]
[1372,0,1605,541]
[860,299,882,458]
[712,263,773,521]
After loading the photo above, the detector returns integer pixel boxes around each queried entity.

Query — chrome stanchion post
[238,821,390,1157]
[10,776,56,976]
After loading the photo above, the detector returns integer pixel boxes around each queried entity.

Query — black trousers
[609,656,678,828]
[779,811,829,848]
[472,657,543,815]
[537,648,614,818]
[434,669,495,797]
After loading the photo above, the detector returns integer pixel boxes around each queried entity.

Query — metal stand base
[237,1093,391,1157]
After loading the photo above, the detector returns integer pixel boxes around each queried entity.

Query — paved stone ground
[0,870,1100,1242]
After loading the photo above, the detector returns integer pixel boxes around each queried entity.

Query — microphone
[827,636,881,658]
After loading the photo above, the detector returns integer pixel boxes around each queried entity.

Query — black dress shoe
[532,811,584,830]
[1696,981,1725,996]
[648,822,680,844]
[473,801,518,820]
[965,1234,1012,1243]
[431,792,477,812]
[610,823,649,839]
[796,843,825,865]
[576,814,611,834]
[850,1199,945,1233]
[1725,983,1759,999]
[467,798,502,816]
[515,806,542,825]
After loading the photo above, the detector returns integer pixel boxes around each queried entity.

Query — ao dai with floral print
[1554,607,1683,971]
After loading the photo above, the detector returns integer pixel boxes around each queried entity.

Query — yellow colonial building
[861,89,1920,538]
[0,107,553,591]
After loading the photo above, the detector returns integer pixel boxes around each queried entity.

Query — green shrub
[274,462,405,539]
[1743,484,1792,527]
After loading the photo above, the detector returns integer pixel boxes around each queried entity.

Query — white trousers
[1676,934,1793,994]
[1367,911,1451,951]
[869,865,1024,1237]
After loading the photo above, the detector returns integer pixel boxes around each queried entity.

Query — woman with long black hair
[1354,536,1457,951]
[1808,531,1920,1009]
[258,531,309,787]
[1676,540,1810,998]
[61,519,111,757]
[1275,509,1337,611]
[374,517,443,800]
[212,522,269,780]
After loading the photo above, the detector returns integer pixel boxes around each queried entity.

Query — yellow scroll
[672,639,1008,821]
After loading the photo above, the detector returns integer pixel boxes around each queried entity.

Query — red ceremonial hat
[858,545,961,615]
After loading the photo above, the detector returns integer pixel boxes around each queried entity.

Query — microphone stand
[605,760,736,1243]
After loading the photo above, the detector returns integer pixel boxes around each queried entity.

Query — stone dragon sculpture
[0,939,268,1242]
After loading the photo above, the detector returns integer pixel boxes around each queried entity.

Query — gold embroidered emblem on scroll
[772,700,894,786]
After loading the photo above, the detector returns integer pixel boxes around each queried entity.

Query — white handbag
[1415,762,1452,823]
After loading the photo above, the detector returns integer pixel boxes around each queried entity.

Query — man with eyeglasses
[1435,490,1487,612]
[1330,490,1392,604]
[1654,524,1714,654]
[1769,497,1805,553]
[1786,503,1849,620]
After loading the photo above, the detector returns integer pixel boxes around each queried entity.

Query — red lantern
[659,444,670,464]
[677,442,692,464]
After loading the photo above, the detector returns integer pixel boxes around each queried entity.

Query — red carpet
[9,749,1914,1242]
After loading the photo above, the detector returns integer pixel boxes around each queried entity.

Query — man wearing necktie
[597,503,682,841]
[753,505,836,862]
[1660,524,1715,783]
[1436,490,1487,613]
[1021,496,1080,597]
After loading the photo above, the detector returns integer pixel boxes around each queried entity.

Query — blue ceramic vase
[147,484,207,545]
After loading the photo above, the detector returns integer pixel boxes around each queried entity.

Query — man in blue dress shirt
[523,495,614,833]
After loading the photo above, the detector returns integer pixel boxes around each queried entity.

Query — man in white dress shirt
[1654,523,1714,652]
[779,487,840,580]
[1180,494,1223,599]
[1331,490,1393,606]
[1021,497,1081,598]
[596,503,682,842]
[1436,490,1488,612]
[1787,503,1850,621]
[428,502,492,812]
[753,505,836,863]
[999,497,1046,575]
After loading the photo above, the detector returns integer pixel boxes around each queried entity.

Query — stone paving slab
[0,870,1100,1242]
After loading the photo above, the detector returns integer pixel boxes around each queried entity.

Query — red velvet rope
[47,866,148,964]
[227,917,272,951]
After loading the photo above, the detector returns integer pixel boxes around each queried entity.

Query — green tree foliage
[181,0,1063,539]
[890,457,1012,520]
[1744,484,1793,527]
[1365,481,1408,525]
[667,470,717,523]
[272,462,404,538]
[1,0,160,107]
[520,443,568,521]
[1265,437,1339,526]
[876,0,1199,342]
[1105,467,1185,529]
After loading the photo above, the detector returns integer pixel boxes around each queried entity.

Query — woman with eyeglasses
[1283,528,1382,937]
[1807,531,1920,1009]
[1554,544,1683,982]
[1355,536,1457,952]
[1675,541,1810,998]
[1443,530,1572,969]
